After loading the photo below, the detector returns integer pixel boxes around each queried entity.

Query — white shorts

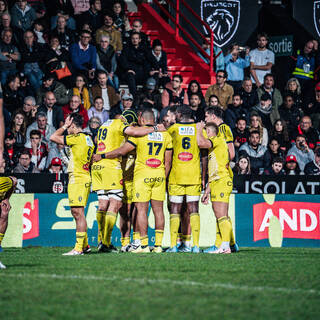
[96,189,123,201]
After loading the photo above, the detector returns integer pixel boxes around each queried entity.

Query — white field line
[0,272,319,296]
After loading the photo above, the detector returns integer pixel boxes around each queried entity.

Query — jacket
[224,104,249,129]
[90,84,119,109]
[13,162,40,173]
[95,26,122,52]
[70,42,97,71]
[239,87,259,109]
[62,104,89,128]
[279,104,302,133]
[11,4,36,32]
[161,82,189,107]
[147,50,168,74]
[119,43,150,73]
[257,87,282,124]
[287,144,315,171]
[37,104,64,130]
[36,81,70,106]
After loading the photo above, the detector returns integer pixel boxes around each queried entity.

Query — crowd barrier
[2,193,320,248]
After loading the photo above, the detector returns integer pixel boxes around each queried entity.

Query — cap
[146,77,156,90]
[121,110,138,125]
[286,155,297,163]
[51,157,62,166]
[316,82,320,91]
[5,132,15,139]
[122,92,133,100]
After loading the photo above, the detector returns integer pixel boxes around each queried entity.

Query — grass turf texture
[0,247,320,319]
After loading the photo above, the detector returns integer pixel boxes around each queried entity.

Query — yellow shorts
[0,177,13,202]
[91,163,123,191]
[209,176,233,203]
[123,180,133,204]
[133,174,166,202]
[168,184,201,196]
[68,174,91,207]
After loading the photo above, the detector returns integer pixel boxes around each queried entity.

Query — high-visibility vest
[292,53,315,80]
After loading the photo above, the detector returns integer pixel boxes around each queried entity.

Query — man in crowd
[189,93,205,122]
[21,96,37,126]
[80,0,103,33]
[205,70,233,110]
[239,77,259,110]
[232,117,249,157]
[123,19,150,48]
[62,95,89,128]
[304,148,320,175]
[251,93,275,130]
[224,93,248,129]
[162,75,188,107]
[13,149,40,173]
[51,15,76,50]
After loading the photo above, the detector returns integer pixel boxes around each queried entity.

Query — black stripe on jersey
[0,182,11,188]
[166,148,173,150]
[63,134,67,145]
[127,140,136,147]
[227,141,233,144]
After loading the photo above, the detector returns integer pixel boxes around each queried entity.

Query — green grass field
[1,247,320,319]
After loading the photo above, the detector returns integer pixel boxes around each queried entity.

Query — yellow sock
[190,213,200,247]
[96,210,106,243]
[121,237,130,246]
[141,235,148,247]
[83,232,88,249]
[214,220,222,247]
[170,214,180,247]
[155,229,164,247]
[103,212,117,246]
[228,217,236,246]
[218,216,232,243]
[0,233,4,246]
[133,232,140,241]
[74,232,86,252]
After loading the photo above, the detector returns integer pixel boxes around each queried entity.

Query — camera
[299,141,305,150]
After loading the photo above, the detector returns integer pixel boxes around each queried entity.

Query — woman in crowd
[207,94,220,107]
[187,80,206,109]
[72,74,92,110]
[269,119,291,153]
[112,0,130,34]
[233,154,251,175]
[0,0,8,19]
[249,114,268,146]
[83,116,101,141]
[284,78,303,110]
[10,110,27,150]
[266,137,285,163]
[87,96,109,124]
[284,154,303,175]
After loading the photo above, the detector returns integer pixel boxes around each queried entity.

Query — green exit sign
[268,35,293,57]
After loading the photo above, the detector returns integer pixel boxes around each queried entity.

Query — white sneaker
[210,247,231,254]
[62,249,84,256]
[0,261,6,269]
[121,244,130,252]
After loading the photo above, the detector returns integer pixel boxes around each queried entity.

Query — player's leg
[119,203,131,252]
[132,202,150,253]
[151,199,165,253]
[96,194,109,250]
[0,199,11,251]
[168,196,182,251]
[187,200,200,253]
[131,205,140,246]
[179,202,192,252]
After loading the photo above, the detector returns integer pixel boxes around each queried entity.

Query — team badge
[200,0,240,47]
[220,193,224,198]
[98,142,106,152]
[314,1,320,37]
[52,181,63,193]
[78,196,82,202]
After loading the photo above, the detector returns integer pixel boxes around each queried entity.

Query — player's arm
[93,142,135,162]
[164,149,172,178]
[252,62,273,71]
[200,149,208,190]
[250,62,260,86]
[124,124,166,137]
[196,122,211,149]
[227,142,235,161]
[201,183,210,205]
[50,116,72,145]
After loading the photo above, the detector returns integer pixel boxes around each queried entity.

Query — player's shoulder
[176,122,196,135]
[101,119,116,127]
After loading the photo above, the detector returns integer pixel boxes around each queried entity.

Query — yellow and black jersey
[218,123,233,144]
[128,130,173,176]
[64,132,94,175]
[0,177,13,202]
[208,135,232,182]
[167,122,201,185]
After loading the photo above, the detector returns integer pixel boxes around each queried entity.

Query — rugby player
[204,106,238,252]
[0,176,17,269]
[167,105,202,253]
[103,109,173,253]
[92,110,166,252]
[196,122,233,254]
[50,114,94,256]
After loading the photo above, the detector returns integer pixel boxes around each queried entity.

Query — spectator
[26,111,55,147]
[50,10,76,31]
[249,32,274,87]
[189,93,204,122]
[239,77,259,110]
[147,39,170,88]
[239,130,270,174]
[45,142,68,171]
[264,157,285,176]
[119,31,149,97]
[96,35,119,91]
[72,74,92,110]
[284,78,303,110]
[224,93,249,129]
[187,80,206,109]
[46,156,64,173]
[287,134,315,171]
[46,0,74,18]
[19,74,34,97]
[90,70,119,114]
[20,96,37,126]
[252,93,277,130]
[62,95,88,128]
[204,70,233,110]
[249,113,268,147]
[37,91,64,129]
[123,19,150,49]
[13,149,40,173]
[11,0,36,33]
[80,0,103,33]
[83,115,101,140]
[304,148,320,175]
[233,154,251,174]
[285,154,302,175]
[269,119,291,153]
[10,110,27,149]
[71,0,90,16]
[135,77,162,112]
[33,19,47,44]
[95,12,122,54]
[87,96,108,123]
[50,15,76,50]
[3,74,25,114]
[303,83,320,130]
[36,73,69,107]
[0,14,23,44]
[232,116,249,157]
[198,36,224,72]
[24,129,48,171]
[0,28,20,86]
[265,138,285,163]
[207,94,220,107]
[3,131,20,172]
[0,0,8,19]
[161,74,188,107]
[112,0,130,34]
[109,92,134,119]
[70,30,96,80]
[224,43,250,92]
[19,30,46,91]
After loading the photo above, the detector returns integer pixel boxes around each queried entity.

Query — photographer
[224,43,250,92]
[287,134,315,171]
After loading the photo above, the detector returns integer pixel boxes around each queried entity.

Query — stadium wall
[2,194,320,249]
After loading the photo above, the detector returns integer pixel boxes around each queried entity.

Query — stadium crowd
[0,0,319,177]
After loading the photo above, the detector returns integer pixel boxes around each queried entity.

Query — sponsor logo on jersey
[86,136,94,147]
[179,126,195,135]
[83,162,90,171]
[146,158,161,168]
[98,142,106,152]
[144,177,164,183]
[104,119,114,126]
[178,152,193,161]
[148,132,164,142]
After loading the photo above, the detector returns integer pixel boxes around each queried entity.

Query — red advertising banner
[23,200,39,240]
